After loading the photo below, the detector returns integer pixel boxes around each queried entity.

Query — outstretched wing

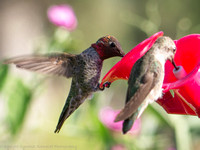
[4,53,76,78]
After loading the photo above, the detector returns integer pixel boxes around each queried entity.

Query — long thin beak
[120,53,125,57]
[172,59,178,70]
[120,49,125,57]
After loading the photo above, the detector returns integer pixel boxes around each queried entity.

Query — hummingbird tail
[54,96,71,133]
[122,112,138,134]
[54,102,71,133]
[54,94,83,133]
[54,119,65,133]
[122,119,134,134]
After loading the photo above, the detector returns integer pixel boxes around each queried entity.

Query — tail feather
[54,118,65,133]
[54,105,74,133]
[54,97,71,133]
[54,95,83,133]
[122,118,134,134]
[122,110,138,134]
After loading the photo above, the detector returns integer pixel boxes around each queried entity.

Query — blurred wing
[115,72,155,122]
[4,53,76,78]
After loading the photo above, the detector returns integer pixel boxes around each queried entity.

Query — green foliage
[170,90,175,98]
[4,78,32,135]
[0,64,9,91]
[48,28,79,53]
[83,96,116,149]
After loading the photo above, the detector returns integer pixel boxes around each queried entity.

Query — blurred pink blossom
[99,107,141,134]
[111,144,127,150]
[47,4,77,31]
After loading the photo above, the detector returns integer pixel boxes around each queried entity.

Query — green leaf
[5,78,32,135]
[0,64,9,91]
[170,90,175,98]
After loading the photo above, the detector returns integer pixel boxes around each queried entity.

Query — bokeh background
[1,0,200,150]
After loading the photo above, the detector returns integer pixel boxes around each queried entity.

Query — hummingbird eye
[173,47,176,53]
[109,42,116,48]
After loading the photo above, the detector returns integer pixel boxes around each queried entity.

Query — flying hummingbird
[4,35,125,133]
[114,36,177,134]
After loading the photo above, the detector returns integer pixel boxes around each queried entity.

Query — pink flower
[99,107,141,134]
[47,4,77,31]
[111,144,127,150]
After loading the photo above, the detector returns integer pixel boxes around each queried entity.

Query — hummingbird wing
[4,53,76,78]
[115,66,159,122]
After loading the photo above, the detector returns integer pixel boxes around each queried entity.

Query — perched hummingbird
[4,35,125,133]
[114,36,177,134]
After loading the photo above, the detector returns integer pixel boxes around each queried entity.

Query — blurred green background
[1,0,200,150]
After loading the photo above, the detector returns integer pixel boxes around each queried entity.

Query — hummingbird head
[154,36,177,63]
[92,35,125,60]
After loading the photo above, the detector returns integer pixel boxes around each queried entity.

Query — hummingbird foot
[98,82,111,91]
[104,82,111,88]
[97,83,104,91]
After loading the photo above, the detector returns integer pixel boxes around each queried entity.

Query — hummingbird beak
[171,59,178,70]
[120,51,125,57]
[118,47,125,57]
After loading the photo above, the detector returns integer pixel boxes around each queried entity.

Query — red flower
[158,34,200,116]
[100,32,200,117]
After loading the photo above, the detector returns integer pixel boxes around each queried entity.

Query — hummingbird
[114,36,177,134]
[4,35,125,133]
